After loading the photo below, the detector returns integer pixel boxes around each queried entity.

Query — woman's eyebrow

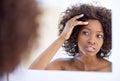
[82,28,90,31]
[82,28,103,33]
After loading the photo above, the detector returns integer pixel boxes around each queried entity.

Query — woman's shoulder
[45,58,73,70]
[52,57,75,66]
[55,57,74,62]
[101,58,112,66]
[99,58,112,72]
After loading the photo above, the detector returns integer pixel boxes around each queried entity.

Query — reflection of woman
[30,3,112,72]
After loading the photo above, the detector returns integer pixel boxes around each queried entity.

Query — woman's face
[77,19,104,56]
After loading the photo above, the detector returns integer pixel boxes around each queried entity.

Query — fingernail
[84,22,88,24]
[80,14,84,16]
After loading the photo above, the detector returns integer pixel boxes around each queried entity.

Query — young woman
[30,3,112,72]
[0,0,40,77]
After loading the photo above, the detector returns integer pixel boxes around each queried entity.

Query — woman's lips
[85,45,96,52]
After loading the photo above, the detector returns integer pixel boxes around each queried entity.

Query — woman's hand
[60,14,88,40]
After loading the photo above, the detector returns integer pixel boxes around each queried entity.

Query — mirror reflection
[29,0,112,72]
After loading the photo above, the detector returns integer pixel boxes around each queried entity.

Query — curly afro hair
[0,0,40,75]
[58,3,111,58]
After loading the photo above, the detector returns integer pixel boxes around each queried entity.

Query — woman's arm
[29,36,66,70]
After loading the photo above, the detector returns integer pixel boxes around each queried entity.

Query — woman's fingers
[74,14,89,25]
[77,21,88,25]
[60,14,88,40]
[68,14,88,26]
[68,14,84,23]
[74,14,84,20]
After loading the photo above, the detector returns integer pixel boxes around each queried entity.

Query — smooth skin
[29,14,111,72]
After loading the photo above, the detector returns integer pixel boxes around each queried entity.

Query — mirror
[27,0,112,72]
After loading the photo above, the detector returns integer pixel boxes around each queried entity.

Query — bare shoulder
[102,58,112,67]
[45,58,72,70]
[99,58,112,72]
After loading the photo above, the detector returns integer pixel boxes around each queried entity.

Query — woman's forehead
[80,19,103,33]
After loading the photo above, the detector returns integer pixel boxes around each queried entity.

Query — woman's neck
[74,53,101,70]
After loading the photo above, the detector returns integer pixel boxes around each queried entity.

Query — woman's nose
[88,37,96,45]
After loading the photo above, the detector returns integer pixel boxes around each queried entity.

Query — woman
[30,3,112,72]
[0,0,40,77]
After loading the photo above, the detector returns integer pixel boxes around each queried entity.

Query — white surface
[41,0,112,11]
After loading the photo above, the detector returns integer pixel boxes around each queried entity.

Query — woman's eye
[96,34,103,38]
[82,31,89,36]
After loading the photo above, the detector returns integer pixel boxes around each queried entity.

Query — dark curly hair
[58,3,111,58]
[0,0,40,76]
